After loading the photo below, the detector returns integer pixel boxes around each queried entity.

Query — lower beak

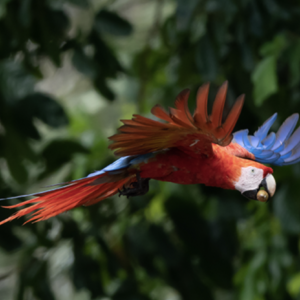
[242,189,259,200]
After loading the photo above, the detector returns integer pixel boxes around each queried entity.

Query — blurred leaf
[19,0,32,28]
[132,48,169,82]
[94,78,115,101]
[273,185,300,234]
[112,278,147,300]
[125,222,158,275]
[31,8,69,66]
[66,0,89,8]
[71,229,105,298]
[287,272,300,297]
[190,14,206,43]
[176,0,198,32]
[251,55,277,106]
[161,16,178,48]
[260,34,286,57]
[88,31,124,100]
[0,60,36,102]
[72,251,104,298]
[14,93,69,137]
[286,39,300,87]
[95,10,133,37]
[164,195,206,254]
[165,194,236,289]
[6,150,28,183]
[248,1,263,37]
[90,32,124,77]
[40,139,89,178]
[0,0,11,20]
[2,132,37,183]
[72,47,97,79]
[18,258,55,300]
[47,9,69,37]
[251,35,287,106]
[0,199,23,250]
[196,35,218,81]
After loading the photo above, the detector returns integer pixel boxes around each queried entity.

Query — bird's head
[234,165,276,202]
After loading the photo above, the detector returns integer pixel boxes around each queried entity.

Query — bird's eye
[251,169,255,173]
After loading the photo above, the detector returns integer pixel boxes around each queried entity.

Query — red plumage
[0,81,276,225]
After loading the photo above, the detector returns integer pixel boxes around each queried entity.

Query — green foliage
[0,1,300,300]
[252,55,278,106]
[95,10,133,37]
[252,35,287,106]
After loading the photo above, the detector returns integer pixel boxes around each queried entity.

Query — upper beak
[242,174,276,202]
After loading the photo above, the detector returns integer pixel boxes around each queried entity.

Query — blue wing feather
[249,136,260,148]
[261,132,276,149]
[281,127,300,155]
[233,113,300,166]
[254,113,277,141]
[87,152,155,177]
[272,114,299,150]
[232,130,248,147]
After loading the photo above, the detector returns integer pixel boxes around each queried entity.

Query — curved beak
[242,174,276,202]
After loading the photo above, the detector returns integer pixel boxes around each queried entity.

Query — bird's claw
[118,172,150,198]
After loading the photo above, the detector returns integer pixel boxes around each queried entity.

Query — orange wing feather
[109,81,245,157]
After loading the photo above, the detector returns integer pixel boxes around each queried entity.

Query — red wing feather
[173,89,196,127]
[193,82,210,128]
[221,94,245,144]
[151,105,173,123]
[210,81,228,128]
[109,82,244,157]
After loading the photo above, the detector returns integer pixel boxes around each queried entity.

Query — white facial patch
[234,166,264,194]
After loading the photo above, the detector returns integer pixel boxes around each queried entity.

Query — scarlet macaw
[0,81,298,225]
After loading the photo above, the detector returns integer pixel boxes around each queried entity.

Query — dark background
[0,0,300,299]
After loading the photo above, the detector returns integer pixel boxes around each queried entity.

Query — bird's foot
[118,173,150,198]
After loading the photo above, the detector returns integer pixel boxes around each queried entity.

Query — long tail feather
[0,174,134,225]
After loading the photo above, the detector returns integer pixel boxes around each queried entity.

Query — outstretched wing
[232,113,300,165]
[109,81,244,157]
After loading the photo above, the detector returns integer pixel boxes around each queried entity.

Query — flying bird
[1,81,299,225]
